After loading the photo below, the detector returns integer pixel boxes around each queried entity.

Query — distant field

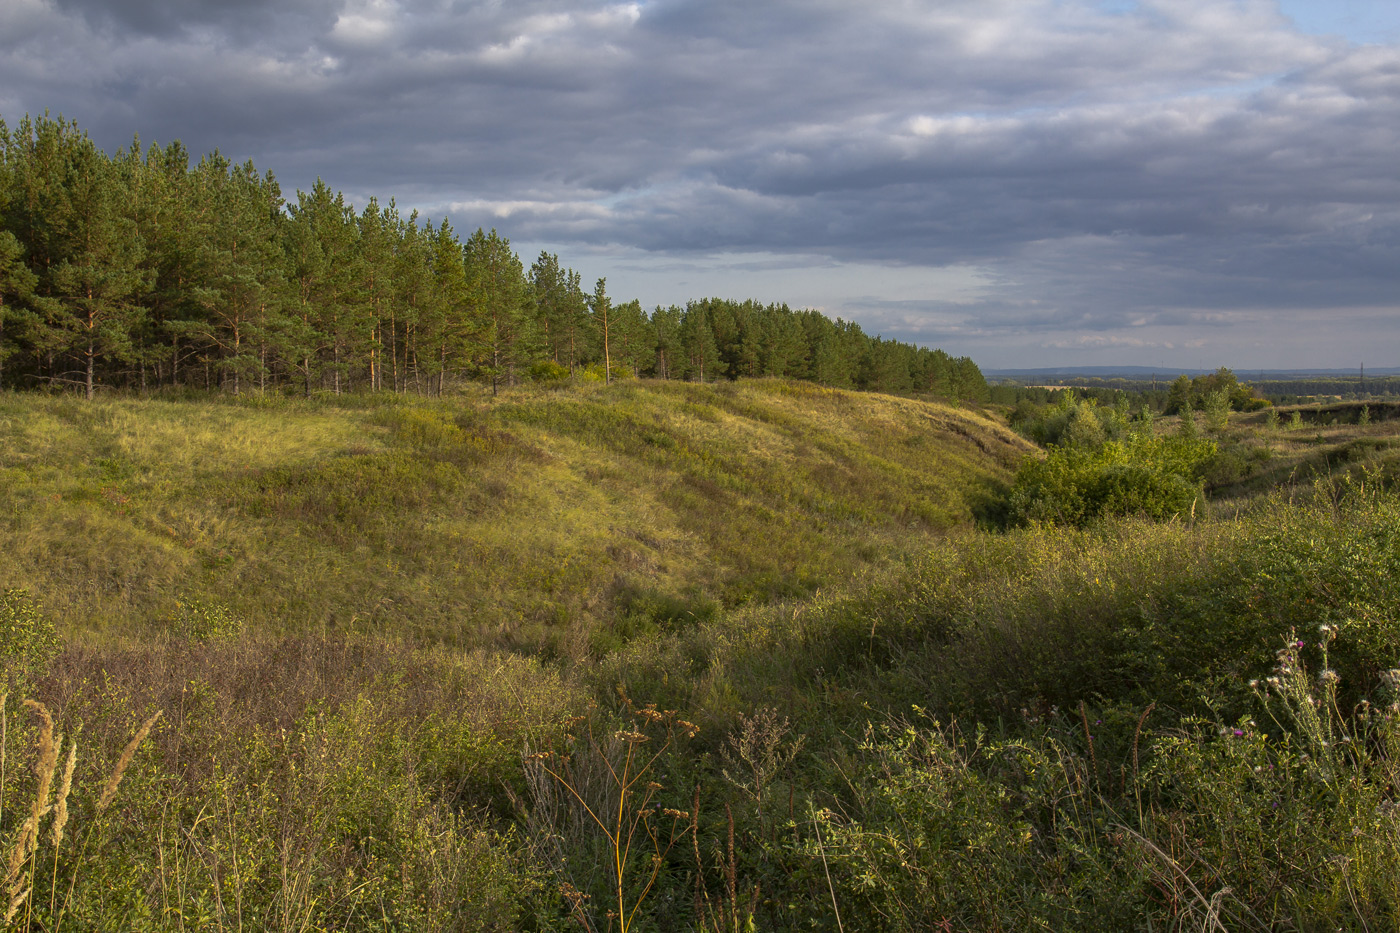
[1180,402,1400,505]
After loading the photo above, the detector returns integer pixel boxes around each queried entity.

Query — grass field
[0,380,1027,652]
[7,385,1400,931]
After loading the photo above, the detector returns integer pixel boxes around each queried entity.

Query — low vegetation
[0,381,1023,649]
[5,379,1400,930]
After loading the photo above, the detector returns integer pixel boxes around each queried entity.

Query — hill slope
[0,379,1029,649]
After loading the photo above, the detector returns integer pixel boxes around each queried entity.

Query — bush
[529,360,571,382]
[0,589,58,691]
[170,598,245,643]
[1007,432,1213,526]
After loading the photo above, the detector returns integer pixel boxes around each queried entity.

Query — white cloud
[331,0,399,45]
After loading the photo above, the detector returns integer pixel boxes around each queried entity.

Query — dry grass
[1,694,156,928]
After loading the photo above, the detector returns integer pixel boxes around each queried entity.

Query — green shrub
[1007,432,1213,526]
[170,598,245,643]
[0,588,58,690]
[529,360,571,382]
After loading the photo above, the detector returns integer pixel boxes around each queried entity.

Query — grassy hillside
[9,385,1400,931]
[0,379,1027,650]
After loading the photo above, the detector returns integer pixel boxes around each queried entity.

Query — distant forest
[991,375,1400,409]
[0,114,987,401]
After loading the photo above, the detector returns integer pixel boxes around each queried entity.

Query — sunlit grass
[0,381,1029,645]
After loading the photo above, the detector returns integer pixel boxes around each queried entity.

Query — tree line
[0,113,987,401]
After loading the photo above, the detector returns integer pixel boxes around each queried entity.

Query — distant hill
[987,366,1400,382]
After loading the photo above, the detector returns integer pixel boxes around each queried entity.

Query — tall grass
[7,385,1400,928]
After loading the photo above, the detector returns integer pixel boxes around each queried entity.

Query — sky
[2,0,1398,370]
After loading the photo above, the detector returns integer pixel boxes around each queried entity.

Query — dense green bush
[1006,430,1214,526]
[1009,390,1130,447]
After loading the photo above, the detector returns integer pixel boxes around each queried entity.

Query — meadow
[4,381,1400,931]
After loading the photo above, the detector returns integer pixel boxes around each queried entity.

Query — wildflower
[1319,669,1340,686]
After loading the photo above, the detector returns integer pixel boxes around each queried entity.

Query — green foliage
[1163,367,1266,415]
[529,359,571,382]
[6,635,574,930]
[0,113,987,402]
[0,588,57,690]
[1009,390,1127,447]
[1007,431,1213,526]
[1178,401,1199,439]
[522,697,699,933]
[10,363,1400,929]
[170,598,244,643]
[1203,386,1231,431]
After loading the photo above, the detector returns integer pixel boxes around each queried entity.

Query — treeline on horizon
[0,113,987,401]
[992,374,1400,408]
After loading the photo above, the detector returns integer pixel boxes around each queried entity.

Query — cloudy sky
[3,0,1398,370]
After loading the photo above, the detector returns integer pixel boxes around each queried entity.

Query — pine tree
[0,231,38,389]
[608,298,651,377]
[679,301,720,383]
[465,228,531,395]
[529,251,576,367]
[41,130,152,398]
[130,138,202,389]
[390,209,433,394]
[422,218,472,396]
[757,304,804,377]
[590,277,614,384]
[650,305,683,379]
[356,198,396,392]
[280,180,361,395]
[175,154,286,393]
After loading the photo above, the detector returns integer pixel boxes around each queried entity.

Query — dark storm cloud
[48,0,338,40]
[2,0,1398,366]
